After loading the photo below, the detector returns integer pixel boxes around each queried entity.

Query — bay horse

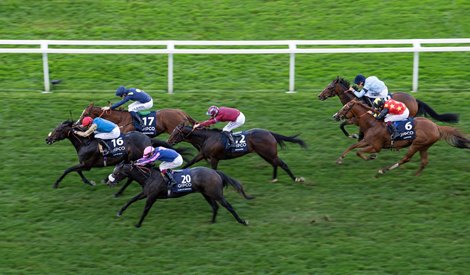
[167,125,307,182]
[77,103,196,136]
[334,100,469,176]
[45,120,180,190]
[107,163,253,227]
[318,77,460,138]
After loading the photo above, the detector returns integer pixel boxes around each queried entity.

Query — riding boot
[99,139,111,155]
[130,111,143,131]
[363,96,373,107]
[223,130,234,149]
[386,122,400,140]
[163,170,177,188]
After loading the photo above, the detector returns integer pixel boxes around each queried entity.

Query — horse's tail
[438,126,470,149]
[269,132,308,149]
[216,171,254,200]
[416,99,459,123]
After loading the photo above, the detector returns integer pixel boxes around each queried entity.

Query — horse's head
[76,103,101,125]
[46,120,76,144]
[167,124,192,145]
[335,100,372,120]
[107,162,152,186]
[318,77,351,101]
[107,162,132,186]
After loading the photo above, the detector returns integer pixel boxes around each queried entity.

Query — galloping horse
[77,103,196,136]
[318,77,460,138]
[107,163,253,227]
[45,120,178,189]
[167,125,307,182]
[334,100,469,176]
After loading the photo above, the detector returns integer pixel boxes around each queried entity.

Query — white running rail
[1,39,470,93]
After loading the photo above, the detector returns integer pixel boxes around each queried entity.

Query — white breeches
[223,112,246,132]
[367,88,389,99]
[159,155,183,171]
[95,127,121,139]
[384,108,410,122]
[128,99,153,112]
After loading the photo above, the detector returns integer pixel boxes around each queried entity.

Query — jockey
[373,98,410,140]
[193,106,246,148]
[74,116,120,154]
[349,74,390,106]
[136,146,183,188]
[102,86,153,130]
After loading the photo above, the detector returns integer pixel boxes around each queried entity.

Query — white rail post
[412,41,420,92]
[287,42,296,93]
[41,41,51,93]
[167,41,174,94]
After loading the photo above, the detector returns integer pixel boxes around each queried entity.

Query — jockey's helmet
[115,86,127,97]
[143,146,155,158]
[354,74,366,85]
[373,98,385,109]
[82,116,93,127]
[206,105,219,116]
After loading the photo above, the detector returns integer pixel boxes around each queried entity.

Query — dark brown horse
[107,163,253,227]
[167,125,307,182]
[45,120,179,190]
[77,103,196,136]
[334,100,469,176]
[318,77,459,138]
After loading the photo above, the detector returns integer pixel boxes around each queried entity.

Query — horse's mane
[337,76,350,88]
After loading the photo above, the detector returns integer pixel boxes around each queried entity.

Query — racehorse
[45,120,179,190]
[333,100,469,176]
[107,163,253,227]
[167,125,307,182]
[318,77,460,138]
[77,103,196,136]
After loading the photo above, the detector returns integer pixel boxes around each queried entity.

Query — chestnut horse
[167,125,307,182]
[334,100,469,176]
[77,103,196,137]
[318,77,459,138]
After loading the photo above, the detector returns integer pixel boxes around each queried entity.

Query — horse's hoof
[135,224,141,228]
[52,184,59,189]
[114,193,122,198]
[350,134,359,139]
[378,169,385,175]
[85,181,96,187]
[271,179,278,183]
[369,154,377,160]
[336,159,343,165]
[295,177,305,183]
[116,212,122,217]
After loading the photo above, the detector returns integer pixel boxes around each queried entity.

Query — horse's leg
[135,194,158,228]
[415,149,430,176]
[339,120,351,138]
[114,177,134,198]
[356,145,380,161]
[377,146,420,176]
[202,194,219,223]
[53,164,90,188]
[182,153,205,169]
[336,140,369,164]
[217,198,247,225]
[76,170,95,186]
[117,191,146,217]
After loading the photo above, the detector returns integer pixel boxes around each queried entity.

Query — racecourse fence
[1,39,470,93]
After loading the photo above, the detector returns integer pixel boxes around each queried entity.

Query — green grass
[1,0,470,274]
[1,91,469,274]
